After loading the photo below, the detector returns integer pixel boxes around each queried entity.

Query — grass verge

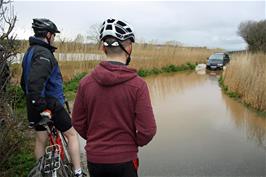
[1,138,35,177]
[219,76,266,118]
[137,62,195,77]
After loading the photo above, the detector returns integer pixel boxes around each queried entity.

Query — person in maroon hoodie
[72,18,157,177]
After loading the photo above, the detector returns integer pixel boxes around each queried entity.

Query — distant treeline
[18,40,101,53]
[227,50,247,54]
[17,39,221,54]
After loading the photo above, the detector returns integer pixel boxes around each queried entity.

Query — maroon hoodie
[72,61,156,163]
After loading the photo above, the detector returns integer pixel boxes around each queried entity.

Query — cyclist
[72,18,157,177]
[20,18,84,177]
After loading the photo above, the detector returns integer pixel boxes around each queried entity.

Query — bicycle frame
[31,120,73,177]
[28,101,74,177]
[45,124,67,161]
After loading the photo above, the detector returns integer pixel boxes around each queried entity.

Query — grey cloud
[14,1,264,50]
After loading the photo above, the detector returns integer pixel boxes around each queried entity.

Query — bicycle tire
[56,160,74,177]
[27,165,42,177]
[27,157,44,177]
[59,131,71,163]
[59,131,75,176]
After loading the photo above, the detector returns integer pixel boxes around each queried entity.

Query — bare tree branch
[87,23,101,44]
[0,0,17,93]
[238,20,266,53]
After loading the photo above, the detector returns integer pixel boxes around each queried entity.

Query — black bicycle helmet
[99,18,135,42]
[32,18,60,33]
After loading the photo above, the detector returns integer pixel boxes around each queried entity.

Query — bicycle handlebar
[29,99,71,129]
[28,116,53,129]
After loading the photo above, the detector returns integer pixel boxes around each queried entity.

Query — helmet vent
[116,33,122,38]
[107,19,115,23]
[100,27,104,34]
[117,21,127,27]
[126,28,132,32]
[106,25,112,30]
[115,26,126,34]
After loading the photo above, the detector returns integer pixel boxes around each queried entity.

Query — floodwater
[79,70,266,177]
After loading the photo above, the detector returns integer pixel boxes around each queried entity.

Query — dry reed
[223,53,266,112]
[13,43,215,82]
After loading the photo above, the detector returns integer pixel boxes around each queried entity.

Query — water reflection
[221,93,266,149]
[205,69,223,77]
[204,70,266,149]
[139,71,266,176]
[145,72,207,104]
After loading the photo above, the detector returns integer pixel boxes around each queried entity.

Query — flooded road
[79,71,266,177]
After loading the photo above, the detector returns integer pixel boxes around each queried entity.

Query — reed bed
[223,53,266,112]
[13,43,214,82]
[60,45,212,80]
[131,44,212,70]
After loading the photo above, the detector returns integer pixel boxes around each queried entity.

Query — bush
[238,20,266,53]
[6,85,25,109]
[0,105,33,177]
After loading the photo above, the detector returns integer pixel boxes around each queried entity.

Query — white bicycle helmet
[99,18,135,42]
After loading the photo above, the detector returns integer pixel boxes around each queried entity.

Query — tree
[0,0,17,91]
[238,20,266,53]
[0,1,22,174]
[86,23,101,44]
[74,33,85,43]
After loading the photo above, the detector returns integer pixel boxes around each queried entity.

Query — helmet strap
[45,32,52,45]
[117,40,131,65]
[126,56,131,66]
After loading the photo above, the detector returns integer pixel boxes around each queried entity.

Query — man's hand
[40,109,52,119]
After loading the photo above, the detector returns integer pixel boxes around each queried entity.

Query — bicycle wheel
[59,132,74,176]
[59,131,71,163]
[27,160,43,177]
[56,160,74,177]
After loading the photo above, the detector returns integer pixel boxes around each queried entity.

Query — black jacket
[21,37,64,112]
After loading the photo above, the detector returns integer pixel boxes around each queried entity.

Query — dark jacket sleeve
[135,82,157,146]
[72,84,88,140]
[20,72,26,93]
[27,49,54,112]
[20,48,30,93]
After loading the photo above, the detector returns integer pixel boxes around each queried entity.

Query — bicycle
[28,102,75,177]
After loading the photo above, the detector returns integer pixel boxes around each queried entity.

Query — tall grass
[58,44,213,80]
[131,44,212,70]
[223,53,266,112]
[58,60,99,81]
[13,43,214,82]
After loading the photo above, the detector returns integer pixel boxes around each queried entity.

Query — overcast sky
[12,0,265,50]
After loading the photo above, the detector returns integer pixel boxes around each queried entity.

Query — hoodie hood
[92,61,137,86]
